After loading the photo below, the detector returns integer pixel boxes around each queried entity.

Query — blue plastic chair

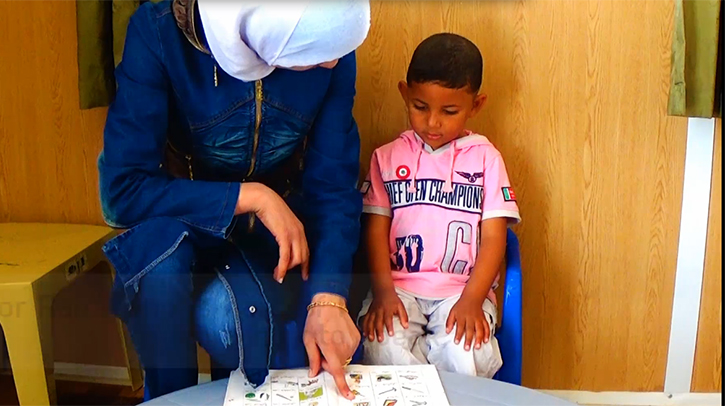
[492,229,523,385]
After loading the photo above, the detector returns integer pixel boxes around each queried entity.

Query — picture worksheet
[223,365,450,406]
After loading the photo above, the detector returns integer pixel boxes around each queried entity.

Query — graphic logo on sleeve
[396,165,410,180]
[502,187,516,201]
[456,171,484,183]
[359,180,371,195]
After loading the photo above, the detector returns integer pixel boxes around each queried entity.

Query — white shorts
[358,287,503,378]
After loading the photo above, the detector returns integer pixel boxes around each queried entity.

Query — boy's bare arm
[461,217,508,304]
[361,213,411,340]
[446,217,507,350]
[364,213,396,294]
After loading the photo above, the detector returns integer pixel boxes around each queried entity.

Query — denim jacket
[98,1,362,316]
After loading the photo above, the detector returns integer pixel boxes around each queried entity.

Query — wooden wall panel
[1,0,693,392]
[354,0,688,391]
[0,1,106,225]
[691,119,722,393]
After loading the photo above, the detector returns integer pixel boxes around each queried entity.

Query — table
[142,371,575,406]
[0,223,142,405]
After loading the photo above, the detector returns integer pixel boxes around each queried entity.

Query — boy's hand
[361,289,409,342]
[446,297,490,351]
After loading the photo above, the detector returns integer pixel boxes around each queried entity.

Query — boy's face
[399,81,486,150]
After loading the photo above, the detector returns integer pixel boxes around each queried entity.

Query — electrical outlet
[64,253,87,281]
[78,253,87,271]
[65,261,79,280]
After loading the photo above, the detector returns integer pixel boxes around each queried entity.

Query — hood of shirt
[398,129,494,194]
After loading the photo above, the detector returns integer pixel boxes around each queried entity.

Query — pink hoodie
[361,130,521,301]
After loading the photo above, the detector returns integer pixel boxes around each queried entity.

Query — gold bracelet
[307,301,348,312]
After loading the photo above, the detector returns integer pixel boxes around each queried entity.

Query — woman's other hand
[303,293,361,400]
[235,182,310,283]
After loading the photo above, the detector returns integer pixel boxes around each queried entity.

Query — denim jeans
[106,217,309,399]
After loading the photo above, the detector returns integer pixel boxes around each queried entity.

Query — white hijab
[197,1,371,82]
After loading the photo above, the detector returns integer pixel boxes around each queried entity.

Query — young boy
[358,33,521,377]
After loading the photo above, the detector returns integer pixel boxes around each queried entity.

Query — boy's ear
[398,80,410,103]
[470,93,487,117]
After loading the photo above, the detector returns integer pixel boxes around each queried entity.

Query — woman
[98,0,370,400]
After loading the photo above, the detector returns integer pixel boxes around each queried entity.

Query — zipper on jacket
[211,54,219,87]
[246,80,263,232]
[167,140,195,180]
[186,155,194,180]
[247,80,263,178]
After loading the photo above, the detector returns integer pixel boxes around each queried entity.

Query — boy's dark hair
[406,33,483,93]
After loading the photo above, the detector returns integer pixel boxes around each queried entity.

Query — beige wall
[0,0,719,392]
